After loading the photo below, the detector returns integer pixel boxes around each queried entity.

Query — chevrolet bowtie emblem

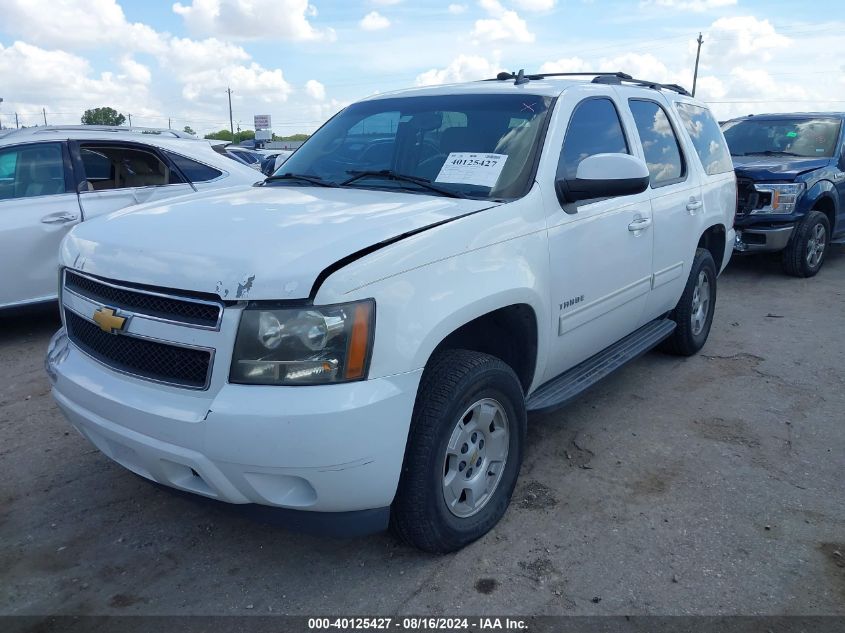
[93,307,126,334]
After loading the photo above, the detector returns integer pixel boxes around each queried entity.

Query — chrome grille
[64,309,212,389]
[64,270,221,329]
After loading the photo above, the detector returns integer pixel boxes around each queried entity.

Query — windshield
[270,93,553,200]
[722,117,842,158]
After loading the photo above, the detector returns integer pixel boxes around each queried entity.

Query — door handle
[686,200,703,214]
[628,217,652,232]
[41,212,79,224]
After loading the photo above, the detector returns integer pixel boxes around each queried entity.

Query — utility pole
[692,32,703,97]
[42,108,48,126]
[168,117,171,129]
[15,112,19,128]
[0,97,3,130]
[128,113,132,126]
[226,86,234,140]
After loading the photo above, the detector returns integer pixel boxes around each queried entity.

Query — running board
[526,318,676,413]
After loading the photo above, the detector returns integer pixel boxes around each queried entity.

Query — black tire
[662,248,717,356]
[782,210,830,278]
[390,350,526,553]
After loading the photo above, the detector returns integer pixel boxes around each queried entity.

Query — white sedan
[0,126,260,309]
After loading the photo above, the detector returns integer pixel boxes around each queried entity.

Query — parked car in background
[223,146,265,171]
[722,113,845,277]
[259,150,293,176]
[0,126,259,309]
[47,72,735,552]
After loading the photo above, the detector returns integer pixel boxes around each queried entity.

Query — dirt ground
[1,247,844,617]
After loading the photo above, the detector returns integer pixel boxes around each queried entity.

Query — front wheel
[662,248,717,356]
[390,350,526,553]
[782,210,830,278]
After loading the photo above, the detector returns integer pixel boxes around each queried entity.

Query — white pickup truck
[47,72,736,552]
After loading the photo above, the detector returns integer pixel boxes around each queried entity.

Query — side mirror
[557,153,650,204]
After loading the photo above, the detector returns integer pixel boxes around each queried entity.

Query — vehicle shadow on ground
[0,303,61,345]
[722,242,844,279]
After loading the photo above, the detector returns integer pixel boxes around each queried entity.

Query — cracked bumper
[734,225,795,253]
[47,329,421,516]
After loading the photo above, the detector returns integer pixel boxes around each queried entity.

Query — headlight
[751,183,805,215]
[230,299,375,385]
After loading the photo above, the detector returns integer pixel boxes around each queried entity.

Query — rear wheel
[662,248,717,356]
[390,350,526,553]
[782,210,829,278]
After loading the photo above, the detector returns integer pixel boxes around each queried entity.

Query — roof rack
[489,70,692,97]
[3,125,195,139]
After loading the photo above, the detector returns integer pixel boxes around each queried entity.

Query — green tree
[81,107,126,126]
[204,129,234,142]
[272,133,310,141]
[183,125,196,135]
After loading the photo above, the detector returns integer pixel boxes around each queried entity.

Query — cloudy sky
[1,0,843,135]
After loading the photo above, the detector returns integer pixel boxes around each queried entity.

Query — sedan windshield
[268,93,553,200]
[722,117,842,158]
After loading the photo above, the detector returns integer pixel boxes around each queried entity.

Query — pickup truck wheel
[782,210,830,278]
[662,248,717,356]
[390,350,526,553]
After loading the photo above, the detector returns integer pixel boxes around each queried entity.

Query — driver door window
[558,98,629,182]
[0,143,68,200]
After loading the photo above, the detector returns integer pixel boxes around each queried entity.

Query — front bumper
[734,224,795,253]
[47,329,421,523]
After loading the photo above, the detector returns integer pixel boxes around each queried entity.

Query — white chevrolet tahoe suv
[47,72,736,552]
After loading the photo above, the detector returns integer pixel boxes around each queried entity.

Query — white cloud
[181,62,292,103]
[640,0,737,11]
[415,54,504,86]
[706,16,791,62]
[539,56,591,73]
[471,0,534,43]
[448,3,468,13]
[1,0,163,52]
[0,40,158,124]
[370,0,402,4]
[172,0,333,41]
[512,0,556,10]
[471,11,534,43]
[305,79,326,101]
[118,57,152,85]
[360,11,391,30]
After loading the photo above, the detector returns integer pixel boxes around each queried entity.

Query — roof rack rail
[4,125,195,139]
[489,70,692,97]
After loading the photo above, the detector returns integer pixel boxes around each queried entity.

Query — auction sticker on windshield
[435,152,508,188]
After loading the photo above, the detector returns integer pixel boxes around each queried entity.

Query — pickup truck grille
[64,310,212,389]
[64,270,221,329]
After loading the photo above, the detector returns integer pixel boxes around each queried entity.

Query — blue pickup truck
[722,113,845,276]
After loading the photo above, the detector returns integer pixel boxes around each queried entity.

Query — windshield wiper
[342,170,468,199]
[739,150,801,157]
[263,173,338,187]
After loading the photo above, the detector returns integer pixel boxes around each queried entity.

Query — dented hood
[61,185,493,300]
[732,155,832,181]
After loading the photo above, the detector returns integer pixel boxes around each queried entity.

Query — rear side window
[629,99,686,186]
[558,98,629,180]
[675,103,733,176]
[78,144,184,191]
[166,151,223,183]
[0,142,67,201]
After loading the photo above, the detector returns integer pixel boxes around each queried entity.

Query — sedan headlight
[230,299,375,385]
[751,183,805,215]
